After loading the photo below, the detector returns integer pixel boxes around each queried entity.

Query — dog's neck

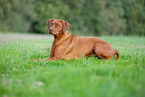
[54,31,63,41]
[54,31,70,42]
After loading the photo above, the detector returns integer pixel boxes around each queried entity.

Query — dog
[33,18,120,61]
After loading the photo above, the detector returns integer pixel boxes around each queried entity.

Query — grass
[0,35,145,97]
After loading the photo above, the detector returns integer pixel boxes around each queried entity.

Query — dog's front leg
[50,41,55,58]
[48,46,67,60]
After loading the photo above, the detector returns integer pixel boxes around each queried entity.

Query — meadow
[0,34,145,97]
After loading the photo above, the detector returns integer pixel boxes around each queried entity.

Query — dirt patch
[0,33,53,43]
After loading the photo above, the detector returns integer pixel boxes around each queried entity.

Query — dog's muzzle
[48,28,53,34]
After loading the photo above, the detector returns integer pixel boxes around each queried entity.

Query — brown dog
[43,18,120,61]
[32,18,120,61]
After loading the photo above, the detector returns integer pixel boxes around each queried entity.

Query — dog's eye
[49,24,52,27]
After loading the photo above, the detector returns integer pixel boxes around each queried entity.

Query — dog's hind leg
[94,43,114,60]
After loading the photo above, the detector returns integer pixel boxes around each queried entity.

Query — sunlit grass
[0,36,145,97]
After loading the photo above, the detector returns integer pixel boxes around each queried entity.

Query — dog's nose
[49,28,53,30]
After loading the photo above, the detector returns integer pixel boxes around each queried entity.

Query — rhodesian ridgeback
[33,18,120,61]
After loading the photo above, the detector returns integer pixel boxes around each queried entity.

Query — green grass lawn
[0,35,145,97]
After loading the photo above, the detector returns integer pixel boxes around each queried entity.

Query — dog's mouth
[48,30,53,34]
[48,30,58,36]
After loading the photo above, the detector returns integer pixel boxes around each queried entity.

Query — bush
[0,0,145,36]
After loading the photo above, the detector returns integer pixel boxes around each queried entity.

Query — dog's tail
[114,50,120,60]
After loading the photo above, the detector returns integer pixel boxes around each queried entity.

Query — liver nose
[49,28,53,30]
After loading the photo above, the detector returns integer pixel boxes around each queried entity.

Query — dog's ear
[47,19,54,28]
[61,20,70,33]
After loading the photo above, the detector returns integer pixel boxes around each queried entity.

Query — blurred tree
[0,0,36,32]
[0,0,14,20]
[0,0,144,36]
[122,0,145,36]
[98,0,126,35]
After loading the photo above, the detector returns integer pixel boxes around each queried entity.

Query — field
[0,34,145,97]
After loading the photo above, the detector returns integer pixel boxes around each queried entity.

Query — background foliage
[0,0,145,35]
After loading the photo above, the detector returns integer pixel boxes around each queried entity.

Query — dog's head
[47,18,70,36]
